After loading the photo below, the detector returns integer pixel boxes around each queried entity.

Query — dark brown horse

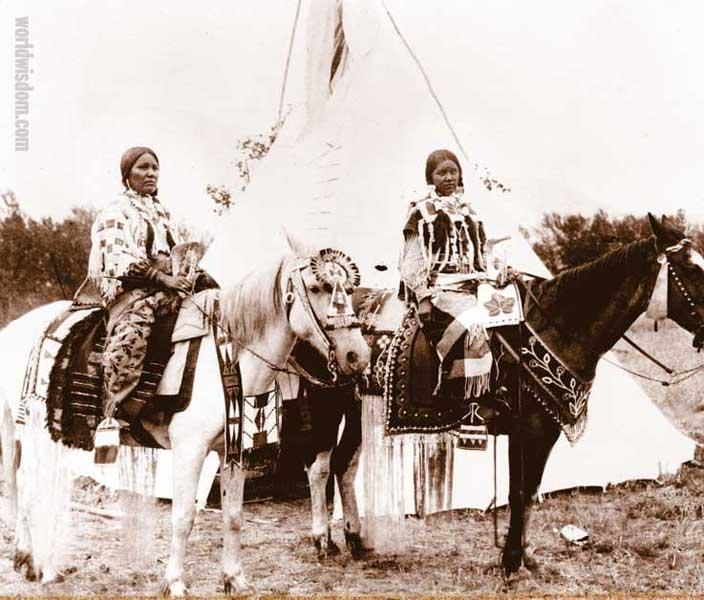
[287,214,704,575]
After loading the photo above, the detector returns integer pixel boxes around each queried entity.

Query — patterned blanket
[20,305,185,450]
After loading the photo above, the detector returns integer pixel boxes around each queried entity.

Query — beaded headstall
[310,248,361,330]
[647,238,703,326]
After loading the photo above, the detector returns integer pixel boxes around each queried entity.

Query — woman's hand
[157,273,193,293]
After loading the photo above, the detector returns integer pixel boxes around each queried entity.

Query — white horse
[0,238,370,596]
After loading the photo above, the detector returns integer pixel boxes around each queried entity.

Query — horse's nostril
[346,351,358,365]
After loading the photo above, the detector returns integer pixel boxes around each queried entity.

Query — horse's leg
[219,459,250,595]
[502,410,560,575]
[331,387,365,558]
[13,460,37,581]
[161,440,209,597]
[1,397,18,527]
[306,448,338,559]
[0,401,33,578]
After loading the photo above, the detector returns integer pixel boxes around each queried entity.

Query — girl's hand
[158,273,193,293]
[416,297,433,327]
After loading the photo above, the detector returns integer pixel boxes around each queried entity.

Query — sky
[2,0,704,234]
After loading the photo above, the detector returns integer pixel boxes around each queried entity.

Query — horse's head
[283,236,370,378]
[648,213,704,349]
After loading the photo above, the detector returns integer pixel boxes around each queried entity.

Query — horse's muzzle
[340,346,371,376]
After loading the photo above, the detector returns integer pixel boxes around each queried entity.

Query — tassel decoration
[94,417,120,464]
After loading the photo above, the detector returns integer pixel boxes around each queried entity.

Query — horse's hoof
[315,544,330,561]
[13,550,37,581]
[344,531,369,560]
[313,534,339,560]
[41,567,66,584]
[223,573,250,595]
[501,546,523,577]
[160,579,188,597]
[522,546,540,573]
[327,540,341,556]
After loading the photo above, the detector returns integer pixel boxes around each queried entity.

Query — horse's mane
[540,236,657,306]
[219,256,285,345]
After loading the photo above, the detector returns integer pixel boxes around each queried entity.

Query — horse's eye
[310,285,321,294]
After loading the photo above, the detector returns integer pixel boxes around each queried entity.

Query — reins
[518,241,704,387]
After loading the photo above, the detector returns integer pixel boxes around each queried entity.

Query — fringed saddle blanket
[19,303,197,451]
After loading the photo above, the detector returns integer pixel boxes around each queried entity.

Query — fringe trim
[521,380,588,445]
[465,372,490,398]
[381,430,456,450]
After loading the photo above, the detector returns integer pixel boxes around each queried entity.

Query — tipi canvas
[202,0,696,516]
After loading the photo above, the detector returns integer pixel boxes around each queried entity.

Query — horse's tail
[20,394,74,581]
[0,385,19,526]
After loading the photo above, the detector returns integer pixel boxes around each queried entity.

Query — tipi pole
[278,0,303,121]
[380,1,470,163]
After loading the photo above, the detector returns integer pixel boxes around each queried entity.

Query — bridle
[658,239,704,347]
[520,237,704,386]
[282,250,361,386]
[193,250,362,388]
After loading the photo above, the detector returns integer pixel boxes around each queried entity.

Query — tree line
[527,209,702,274]
[0,189,701,327]
[0,191,93,326]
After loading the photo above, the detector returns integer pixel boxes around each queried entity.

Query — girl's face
[431,159,460,196]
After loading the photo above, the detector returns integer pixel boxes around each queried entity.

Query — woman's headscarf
[120,146,159,190]
[425,149,463,189]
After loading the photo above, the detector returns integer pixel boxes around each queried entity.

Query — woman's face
[127,153,159,196]
[431,159,460,197]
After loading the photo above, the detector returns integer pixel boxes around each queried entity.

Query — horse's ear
[648,213,663,237]
[283,228,311,257]
[648,212,684,251]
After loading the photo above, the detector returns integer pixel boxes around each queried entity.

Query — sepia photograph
[2,0,704,596]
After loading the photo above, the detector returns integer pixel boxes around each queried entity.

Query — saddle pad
[171,289,218,342]
[156,340,191,395]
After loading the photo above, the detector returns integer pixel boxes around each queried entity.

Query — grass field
[1,316,704,595]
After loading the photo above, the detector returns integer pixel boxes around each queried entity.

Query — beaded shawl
[88,190,177,303]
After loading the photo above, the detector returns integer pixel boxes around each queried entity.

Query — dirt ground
[2,318,704,596]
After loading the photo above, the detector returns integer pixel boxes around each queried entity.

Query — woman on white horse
[398,148,493,399]
[87,146,191,424]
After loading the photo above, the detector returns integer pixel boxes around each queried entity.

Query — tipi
[203,0,696,516]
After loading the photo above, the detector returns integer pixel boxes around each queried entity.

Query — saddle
[360,282,526,448]
[21,289,217,451]
[362,279,593,446]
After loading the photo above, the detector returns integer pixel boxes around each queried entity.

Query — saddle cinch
[19,287,217,452]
